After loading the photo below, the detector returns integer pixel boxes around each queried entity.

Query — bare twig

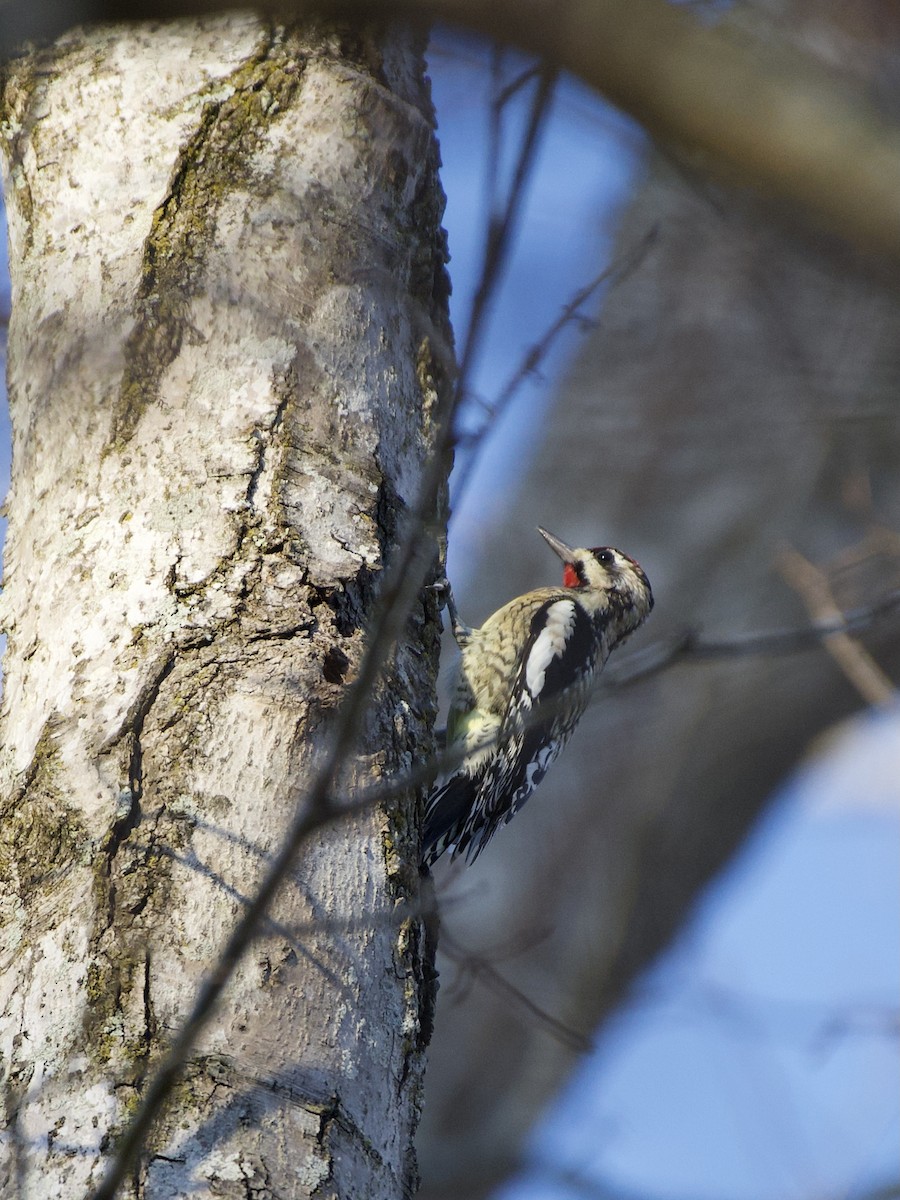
[493,62,543,112]
[440,931,592,1053]
[452,225,658,501]
[776,545,896,707]
[483,54,546,226]
[603,586,900,689]
[456,61,557,396]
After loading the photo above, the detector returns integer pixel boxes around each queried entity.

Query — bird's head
[538,526,654,638]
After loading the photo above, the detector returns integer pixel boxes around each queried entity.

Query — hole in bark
[322,646,350,684]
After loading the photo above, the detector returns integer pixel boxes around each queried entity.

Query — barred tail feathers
[422,769,489,867]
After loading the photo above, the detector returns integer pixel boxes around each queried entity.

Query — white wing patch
[524,599,577,699]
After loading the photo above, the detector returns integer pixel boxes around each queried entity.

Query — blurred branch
[482,52,548,219]
[453,225,658,497]
[440,930,592,1053]
[777,544,896,707]
[493,61,542,110]
[606,586,900,689]
[12,0,900,259]
[455,60,557,394]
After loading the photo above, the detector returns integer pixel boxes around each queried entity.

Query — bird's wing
[462,596,596,861]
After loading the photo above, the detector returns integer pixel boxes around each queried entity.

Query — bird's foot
[429,576,472,646]
[430,577,452,606]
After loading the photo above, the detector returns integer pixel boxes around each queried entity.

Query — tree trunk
[0,15,450,1197]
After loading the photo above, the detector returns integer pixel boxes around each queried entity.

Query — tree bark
[0,15,450,1197]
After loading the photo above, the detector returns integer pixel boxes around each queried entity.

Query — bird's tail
[422,770,484,867]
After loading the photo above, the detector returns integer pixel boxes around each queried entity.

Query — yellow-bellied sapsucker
[422,527,653,866]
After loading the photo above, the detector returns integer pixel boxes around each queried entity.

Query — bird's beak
[537,526,576,564]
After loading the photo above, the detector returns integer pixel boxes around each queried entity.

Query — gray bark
[0,16,450,1197]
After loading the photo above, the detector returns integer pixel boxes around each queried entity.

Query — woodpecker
[422,527,653,867]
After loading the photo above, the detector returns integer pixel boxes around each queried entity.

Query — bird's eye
[596,549,615,566]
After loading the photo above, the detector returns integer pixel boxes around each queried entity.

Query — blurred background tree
[418,3,900,1196]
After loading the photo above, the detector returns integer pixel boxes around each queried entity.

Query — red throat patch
[563,564,579,588]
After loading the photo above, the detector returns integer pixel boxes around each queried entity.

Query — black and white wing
[458,596,598,863]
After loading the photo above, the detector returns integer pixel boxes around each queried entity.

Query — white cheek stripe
[525,600,576,698]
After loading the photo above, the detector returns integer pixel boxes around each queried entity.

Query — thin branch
[440,931,592,1053]
[483,55,547,227]
[494,62,543,110]
[452,225,658,500]
[603,587,900,689]
[455,61,557,394]
[776,545,896,707]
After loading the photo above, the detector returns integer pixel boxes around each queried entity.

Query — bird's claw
[430,577,451,607]
[428,575,471,644]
